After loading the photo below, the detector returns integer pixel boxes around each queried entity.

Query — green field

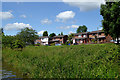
[2,43,120,78]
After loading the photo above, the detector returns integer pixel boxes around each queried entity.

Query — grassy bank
[2,43,119,78]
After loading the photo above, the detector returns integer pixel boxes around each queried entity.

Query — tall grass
[2,43,119,78]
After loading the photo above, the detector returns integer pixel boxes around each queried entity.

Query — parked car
[55,43,61,46]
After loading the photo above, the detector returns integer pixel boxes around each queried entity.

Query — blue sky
[2,2,104,36]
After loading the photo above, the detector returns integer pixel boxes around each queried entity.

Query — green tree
[77,25,87,33]
[68,33,74,44]
[2,35,16,48]
[11,40,25,50]
[61,32,63,35]
[43,31,48,36]
[100,2,120,44]
[49,33,56,37]
[17,28,38,45]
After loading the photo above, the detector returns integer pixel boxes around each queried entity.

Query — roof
[89,36,106,39]
[74,32,90,35]
[53,35,68,38]
[72,37,87,39]
[39,36,49,38]
[49,40,59,42]
[90,30,104,34]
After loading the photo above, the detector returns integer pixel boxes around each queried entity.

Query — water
[1,62,26,79]
[1,69,16,78]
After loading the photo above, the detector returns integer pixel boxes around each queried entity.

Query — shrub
[34,43,40,46]
[50,43,55,46]
[11,40,25,49]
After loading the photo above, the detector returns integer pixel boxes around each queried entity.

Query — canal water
[1,62,27,79]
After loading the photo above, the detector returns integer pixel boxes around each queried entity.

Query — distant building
[72,32,89,44]
[34,35,68,45]
[72,30,113,44]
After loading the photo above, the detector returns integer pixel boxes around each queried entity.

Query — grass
[2,43,120,78]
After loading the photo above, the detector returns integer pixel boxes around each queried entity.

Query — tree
[49,33,56,37]
[68,33,74,44]
[2,35,16,48]
[43,31,48,36]
[100,2,120,44]
[77,25,87,33]
[61,32,63,35]
[17,28,38,45]
[11,40,25,50]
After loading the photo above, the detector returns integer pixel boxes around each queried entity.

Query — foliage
[61,32,63,35]
[77,25,87,33]
[2,43,119,78]
[91,39,95,43]
[100,2,120,44]
[50,43,55,46]
[17,28,38,45]
[34,43,40,46]
[49,33,56,37]
[2,35,16,48]
[11,40,25,49]
[43,31,48,36]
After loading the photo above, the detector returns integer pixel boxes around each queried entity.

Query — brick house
[34,35,68,45]
[34,36,49,45]
[49,35,68,45]
[89,30,113,43]
[73,32,89,44]
[72,30,113,44]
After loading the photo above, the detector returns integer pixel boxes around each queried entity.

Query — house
[72,32,89,44]
[34,35,68,45]
[72,30,113,44]
[34,36,49,45]
[49,35,68,45]
[89,30,113,43]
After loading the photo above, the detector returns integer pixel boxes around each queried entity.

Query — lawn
[2,43,120,78]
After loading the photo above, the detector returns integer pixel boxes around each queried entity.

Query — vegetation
[16,28,38,45]
[11,40,25,50]
[58,32,63,36]
[76,25,87,33]
[100,2,120,44]
[43,31,48,36]
[2,43,119,78]
[2,28,38,48]
[49,33,56,37]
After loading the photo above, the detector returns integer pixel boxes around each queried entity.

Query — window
[99,33,101,35]
[83,35,86,37]
[78,35,82,37]
[92,34,95,36]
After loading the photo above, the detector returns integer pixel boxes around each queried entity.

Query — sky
[1,1,105,36]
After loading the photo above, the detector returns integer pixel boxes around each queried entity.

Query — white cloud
[41,19,52,24]
[71,25,79,28]
[99,27,103,30]
[63,0,106,11]
[56,11,75,22]
[69,31,74,34]
[57,25,79,29]
[4,22,32,31]
[20,14,26,18]
[37,30,45,35]
[0,11,14,19]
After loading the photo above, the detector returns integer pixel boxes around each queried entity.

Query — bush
[50,43,55,46]
[34,43,40,46]
[11,40,25,49]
